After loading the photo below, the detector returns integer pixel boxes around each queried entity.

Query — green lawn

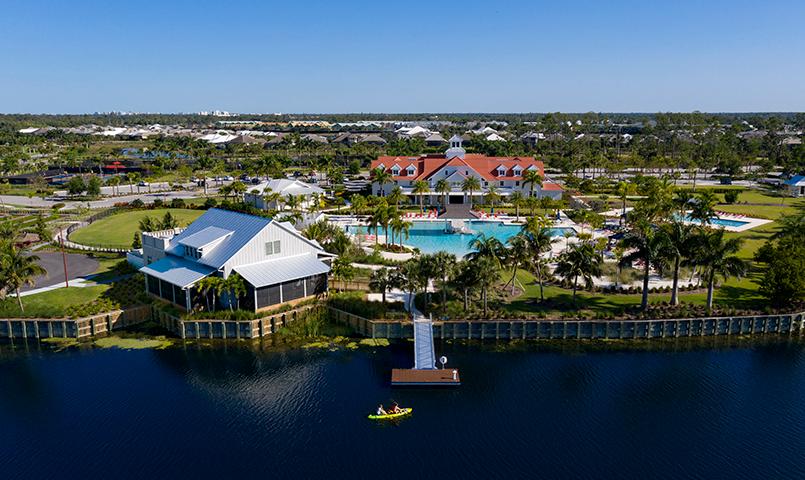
[0,285,110,318]
[70,208,203,248]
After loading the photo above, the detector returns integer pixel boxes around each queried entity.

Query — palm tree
[690,190,717,225]
[197,276,223,311]
[372,167,392,197]
[387,186,405,209]
[126,172,140,194]
[393,259,426,314]
[331,257,355,291]
[430,251,457,304]
[222,273,246,311]
[485,185,501,212]
[285,194,301,212]
[524,226,558,302]
[107,175,121,196]
[522,169,543,199]
[509,191,524,221]
[350,195,367,216]
[503,233,530,295]
[619,217,671,310]
[615,180,636,225]
[471,256,500,315]
[0,243,46,312]
[435,178,450,209]
[390,216,411,247]
[461,176,481,209]
[661,219,695,305]
[454,260,482,312]
[412,180,429,213]
[369,268,393,305]
[555,242,602,306]
[466,233,504,266]
[689,228,748,310]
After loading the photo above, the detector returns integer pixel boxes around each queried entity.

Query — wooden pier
[391,368,461,386]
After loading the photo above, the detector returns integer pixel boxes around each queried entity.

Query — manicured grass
[0,285,110,318]
[502,269,765,317]
[70,208,203,248]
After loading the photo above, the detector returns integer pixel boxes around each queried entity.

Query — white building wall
[222,223,322,277]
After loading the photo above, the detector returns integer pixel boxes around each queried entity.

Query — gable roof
[371,154,544,182]
[785,175,805,186]
[165,208,272,269]
[251,178,325,196]
[178,226,234,250]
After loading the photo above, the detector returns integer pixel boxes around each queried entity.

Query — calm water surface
[2,339,805,479]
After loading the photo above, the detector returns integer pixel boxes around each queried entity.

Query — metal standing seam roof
[140,256,215,288]
[177,226,234,249]
[165,208,271,269]
[233,253,330,288]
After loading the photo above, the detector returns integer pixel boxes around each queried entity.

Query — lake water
[2,338,805,479]
[347,220,575,256]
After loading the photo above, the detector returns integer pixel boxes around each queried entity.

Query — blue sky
[1,0,804,113]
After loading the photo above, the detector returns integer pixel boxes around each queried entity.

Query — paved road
[0,186,222,210]
[22,252,100,292]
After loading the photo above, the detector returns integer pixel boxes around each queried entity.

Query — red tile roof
[372,154,546,182]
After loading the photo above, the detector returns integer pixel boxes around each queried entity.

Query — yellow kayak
[368,408,412,420]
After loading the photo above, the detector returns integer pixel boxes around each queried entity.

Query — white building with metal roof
[244,178,325,211]
[139,208,333,312]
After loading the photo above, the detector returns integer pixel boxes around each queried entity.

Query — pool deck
[681,211,771,232]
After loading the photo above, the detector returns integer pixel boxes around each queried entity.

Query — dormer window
[391,164,401,176]
[496,165,507,176]
[184,245,201,259]
[406,165,416,176]
[512,167,522,176]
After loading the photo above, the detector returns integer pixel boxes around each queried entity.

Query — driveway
[22,252,100,292]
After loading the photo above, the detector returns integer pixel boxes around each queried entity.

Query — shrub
[724,190,740,204]
[130,199,145,208]
[170,198,186,209]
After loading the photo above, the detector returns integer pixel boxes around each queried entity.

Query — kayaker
[377,404,387,416]
[389,403,401,414]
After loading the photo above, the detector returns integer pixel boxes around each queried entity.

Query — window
[515,181,520,186]
[265,240,281,256]
[406,167,416,176]
[391,167,400,175]
[499,181,504,186]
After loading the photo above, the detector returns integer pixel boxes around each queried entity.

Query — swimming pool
[678,214,749,228]
[346,220,575,256]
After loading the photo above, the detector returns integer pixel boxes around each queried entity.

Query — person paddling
[377,404,387,416]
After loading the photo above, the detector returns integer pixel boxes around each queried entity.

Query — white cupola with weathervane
[445,134,466,160]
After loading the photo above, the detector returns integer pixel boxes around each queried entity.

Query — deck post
[21,320,27,338]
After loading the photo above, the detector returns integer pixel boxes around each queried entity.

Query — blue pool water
[678,214,749,228]
[347,220,575,256]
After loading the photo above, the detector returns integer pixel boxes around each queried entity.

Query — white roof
[178,226,233,250]
[251,178,325,196]
[486,133,506,142]
[140,256,215,288]
[234,253,330,288]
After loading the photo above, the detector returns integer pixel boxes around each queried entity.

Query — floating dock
[392,316,460,386]
[391,368,461,386]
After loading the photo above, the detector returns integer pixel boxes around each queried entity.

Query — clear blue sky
[2,0,804,113]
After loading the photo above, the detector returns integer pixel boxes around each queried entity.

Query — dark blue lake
[2,338,805,479]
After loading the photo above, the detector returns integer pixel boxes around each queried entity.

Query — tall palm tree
[222,274,246,311]
[435,178,450,209]
[485,185,501,212]
[461,176,481,209]
[390,216,411,247]
[470,255,500,315]
[372,167,392,197]
[197,276,223,311]
[661,219,695,305]
[466,233,504,266]
[412,180,429,213]
[615,180,636,225]
[454,260,481,312]
[504,233,530,295]
[509,191,524,221]
[619,217,671,310]
[350,195,367,216]
[369,268,393,305]
[387,186,405,209]
[524,225,558,302]
[555,242,602,306]
[430,251,457,304]
[689,228,748,309]
[0,244,46,312]
[690,190,717,225]
[522,169,543,199]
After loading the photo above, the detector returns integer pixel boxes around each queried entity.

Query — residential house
[139,208,333,312]
[785,175,805,197]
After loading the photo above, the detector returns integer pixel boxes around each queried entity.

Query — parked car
[138,181,149,187]
[224,175,234,181]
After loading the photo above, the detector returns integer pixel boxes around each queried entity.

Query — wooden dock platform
[391,368,461,386]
